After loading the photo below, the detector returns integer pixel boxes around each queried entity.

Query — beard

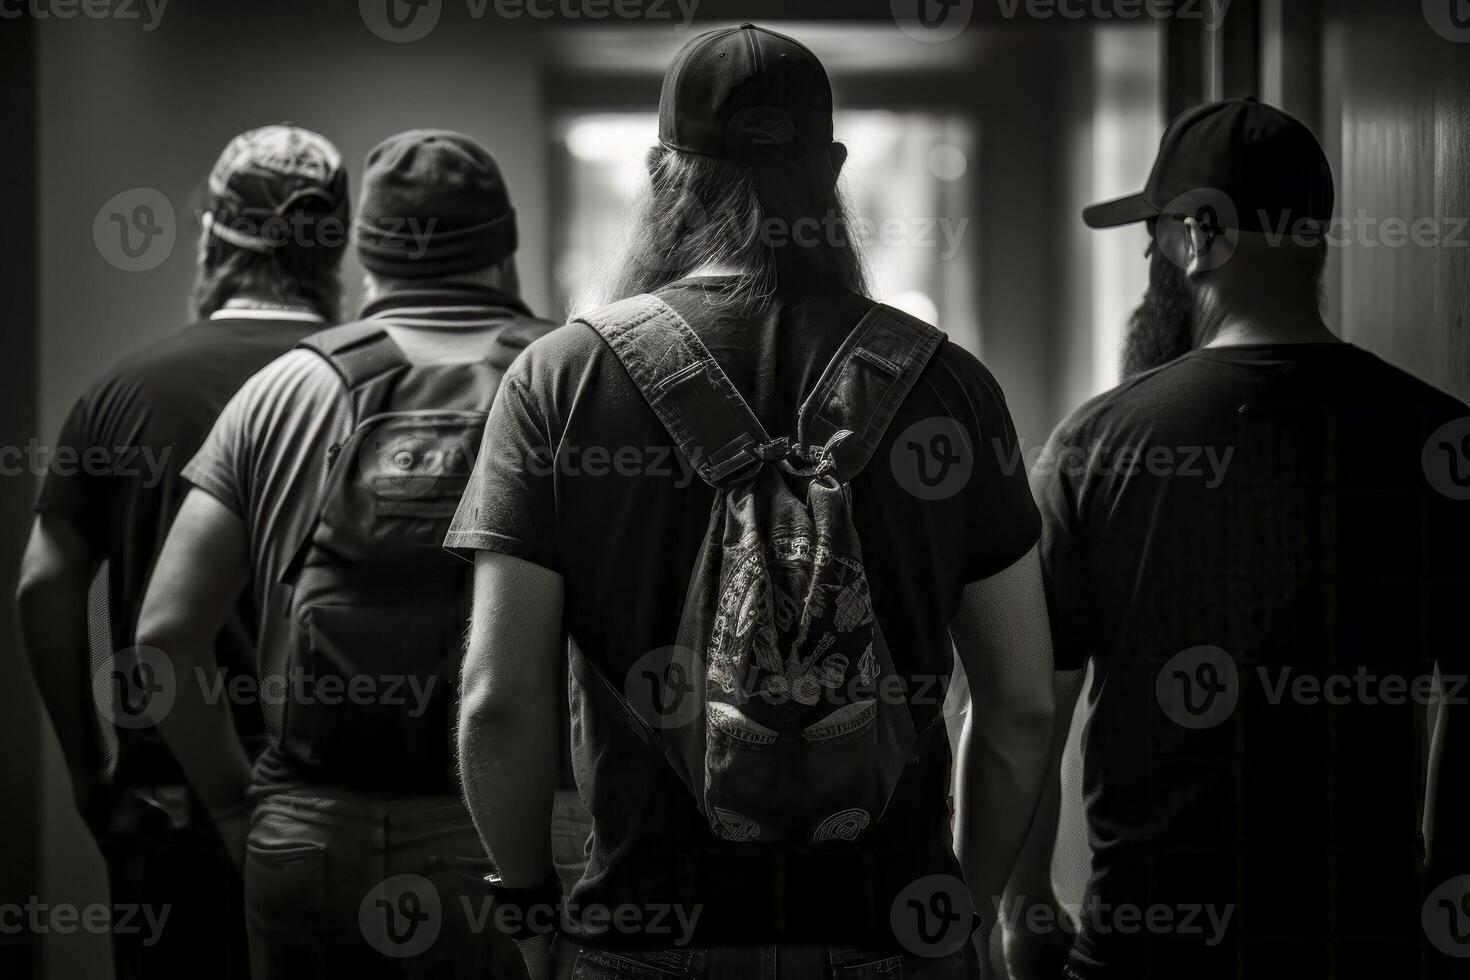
[1121,258,1195,379]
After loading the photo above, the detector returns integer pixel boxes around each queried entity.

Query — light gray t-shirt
[183,321,520,729]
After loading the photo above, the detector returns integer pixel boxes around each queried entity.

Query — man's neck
[1199,310,1339,349]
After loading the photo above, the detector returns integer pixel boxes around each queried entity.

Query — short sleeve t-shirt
[183,288,554,793]
[446,278,1041,949]
[35,314,324,784]
[1032,343,1470,977]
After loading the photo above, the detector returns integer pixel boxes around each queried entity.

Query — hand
[1003,899,1075,980]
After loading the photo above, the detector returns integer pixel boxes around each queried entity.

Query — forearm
[17,577,106,779]
[458,688,558,886]
[136,622,252,813]
[1000,667,1086,976]
[954,695,1055,933]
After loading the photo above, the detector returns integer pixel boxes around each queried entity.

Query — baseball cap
[1083,97,1334,236]
[354,130,518,280]
[658,23,834,160]
[205,124,349,253]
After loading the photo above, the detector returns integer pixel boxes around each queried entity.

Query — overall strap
[797,304,946,481]
[578,295,771,487]
[297,322,411,423]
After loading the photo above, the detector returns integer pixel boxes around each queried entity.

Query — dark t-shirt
[35,314,325,785]
[446,278,1041,949]
[1034,343,1470,979]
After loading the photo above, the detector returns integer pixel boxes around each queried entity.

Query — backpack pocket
[801,699,883,842]
[703,702,778,842]
[279,592,458,790]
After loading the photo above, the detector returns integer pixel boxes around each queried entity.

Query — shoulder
[509,317,612,382]
[225,346,347,423]
[1340,344,1470,420]
[1048,356,1198,448]
[912,338,1019,439]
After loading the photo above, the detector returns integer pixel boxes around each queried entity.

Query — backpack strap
[578,295,771,487]
[297,322,411,422]
[797,304,946,481]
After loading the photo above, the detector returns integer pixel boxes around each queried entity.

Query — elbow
[134,596,206,661]
[973,684,1057,745]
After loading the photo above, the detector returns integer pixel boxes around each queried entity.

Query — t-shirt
[35,313,325,785]
[1034,343,1470,979]
[445,277,1042,949]
[182,285,556,794]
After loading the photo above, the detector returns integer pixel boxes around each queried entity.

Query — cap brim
[1082,191,1158,229]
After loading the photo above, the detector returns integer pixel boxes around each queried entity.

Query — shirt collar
[358,282,535,329]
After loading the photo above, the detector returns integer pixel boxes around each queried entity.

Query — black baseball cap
[1083,97,1334,235]
[658,24,834,160]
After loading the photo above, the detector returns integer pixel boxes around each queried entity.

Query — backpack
[277,317,548,792]
[579,294,945,844]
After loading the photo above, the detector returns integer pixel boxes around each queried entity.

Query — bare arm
[1000,666,1087,978]
[950,544,1058,965]
[457,550,564,886]
[16,515,108,820]
[135,489,253,821]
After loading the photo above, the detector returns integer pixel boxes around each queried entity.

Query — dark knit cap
[354,130,518,279]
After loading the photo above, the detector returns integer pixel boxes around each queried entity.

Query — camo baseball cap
[204,124,349,253]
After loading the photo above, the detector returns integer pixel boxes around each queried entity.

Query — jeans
[551,935,982,979]
[244,786,526,979]
[102,784,249,980]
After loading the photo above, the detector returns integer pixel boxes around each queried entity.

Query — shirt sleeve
[33,395,106,547]
[950,353,1043,584]
[444,363,560,571]
[181,377,255,517]
[1031,417,1096,672]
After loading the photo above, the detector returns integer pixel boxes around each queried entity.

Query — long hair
[190,230,345,323]
[594,144,868,313]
